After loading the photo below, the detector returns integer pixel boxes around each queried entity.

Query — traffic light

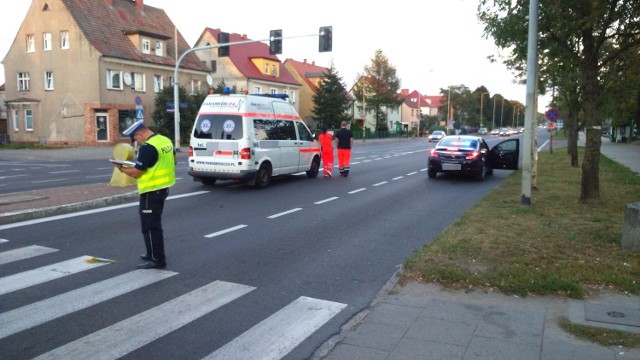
[269,29,282,55]
[319,26,332,52]
[218,32,229,57]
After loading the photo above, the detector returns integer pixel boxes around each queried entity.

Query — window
[190,80,202,95]
[107,69,122,90]
[132,72,145,92]
[289,91,296,104]
[17,73,30,91]
[271,65,277,76]
[253,86,262,94]
[24,109,33,131]
[43,32,52,51]
[264,63,269,74]
[169,76,174,86]
[270,88,277,95]
[153,75,163,92]
[12,109,19,131]
[210,60,216,72]
[60,31,69,49]
[154,41,163,56]
[142,39,151,54]
[26,34,35,52]
[44,71,54,90]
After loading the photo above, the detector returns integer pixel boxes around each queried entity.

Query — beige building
[283,59,328,129]
[193,28,301,111]
[2,0,209,146]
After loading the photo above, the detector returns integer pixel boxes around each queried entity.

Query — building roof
[425,95,445,108]
[284,58,328,92]
[61,0,207,71]
[202,28,300,86]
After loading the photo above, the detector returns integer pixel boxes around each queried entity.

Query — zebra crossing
[0,241,347,359]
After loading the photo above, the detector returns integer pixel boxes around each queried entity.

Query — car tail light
[240,147,251,160]
[188,146,193,157]
[430,149,438,157]
[466,151,480,160]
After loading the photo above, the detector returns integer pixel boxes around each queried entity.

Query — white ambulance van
[188,93,321,188]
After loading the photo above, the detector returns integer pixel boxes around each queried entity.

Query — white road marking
[34,281,255,360]
[50,170,80,174]
[267,208,302,219]
[0,245,58,265]
[348,188,366,194]
[205,224,248,238]
[406,171,418,176]
[0,256,110,296]
[0,269,177,339]
[0,191,210,231]
[373,181,388,187]
[205,296,346,360]
[392,176,404,181]
[314,197,338,205]
[31,179,67,184]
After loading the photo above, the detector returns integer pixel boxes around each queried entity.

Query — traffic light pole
[172,28,331,150]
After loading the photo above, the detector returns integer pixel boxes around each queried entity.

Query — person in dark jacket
[334,121,353,177]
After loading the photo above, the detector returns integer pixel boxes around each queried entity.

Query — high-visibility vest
[137,134,175,194]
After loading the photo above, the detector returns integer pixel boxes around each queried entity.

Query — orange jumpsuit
[318,132,334,177]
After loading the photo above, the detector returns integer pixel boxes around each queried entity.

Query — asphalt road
[0,138,519,359]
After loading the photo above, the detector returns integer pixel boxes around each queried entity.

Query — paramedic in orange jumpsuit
[334,121,353,177]
[317,127,334,177]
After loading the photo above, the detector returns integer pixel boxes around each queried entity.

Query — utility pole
[521,0,539,206]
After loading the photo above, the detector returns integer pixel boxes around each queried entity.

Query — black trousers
[139,188,169,263]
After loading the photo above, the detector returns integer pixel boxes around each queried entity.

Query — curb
[0,191,138,225]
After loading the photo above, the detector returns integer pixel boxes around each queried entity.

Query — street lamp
[447,86,453,135]
[480,92,489,128]
[414,92,421,137]
[500,97,505,128]
[492,96,496,130]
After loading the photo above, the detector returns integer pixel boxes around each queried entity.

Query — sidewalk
[2,139,640,360]
[316,136,640,360]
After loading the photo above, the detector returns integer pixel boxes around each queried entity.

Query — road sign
[135,108,144,120]
[545,108,559,122]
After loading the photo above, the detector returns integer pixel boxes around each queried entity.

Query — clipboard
[109,159,136,167]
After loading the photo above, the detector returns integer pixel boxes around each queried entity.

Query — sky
[0,0,551,111]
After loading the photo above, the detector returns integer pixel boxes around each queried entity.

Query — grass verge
[401,147,640,299]
[558,317,640,347]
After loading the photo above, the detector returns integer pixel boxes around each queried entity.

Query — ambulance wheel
[255,163,272,188]
[428,169,437,178]
[201,178,217,186]
[306,157,320,178]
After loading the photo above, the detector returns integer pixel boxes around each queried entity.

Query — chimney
[104,0,112,5]
[303,59,307,64]
[401,89,409,96]
[135,0,144,11]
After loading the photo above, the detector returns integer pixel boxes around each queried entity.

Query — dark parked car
[427,135,519,181]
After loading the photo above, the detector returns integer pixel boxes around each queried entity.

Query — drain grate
[585,303,640,327]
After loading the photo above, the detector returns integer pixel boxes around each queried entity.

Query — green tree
[479,0,640,202]
[152,86,201,145]
[353,49,403,131]
[312,62,351,129]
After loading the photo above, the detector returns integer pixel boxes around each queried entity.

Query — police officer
[116,120,176,269]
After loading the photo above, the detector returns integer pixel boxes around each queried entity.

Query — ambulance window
[295,121,313,141]
[193,114,243,140]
